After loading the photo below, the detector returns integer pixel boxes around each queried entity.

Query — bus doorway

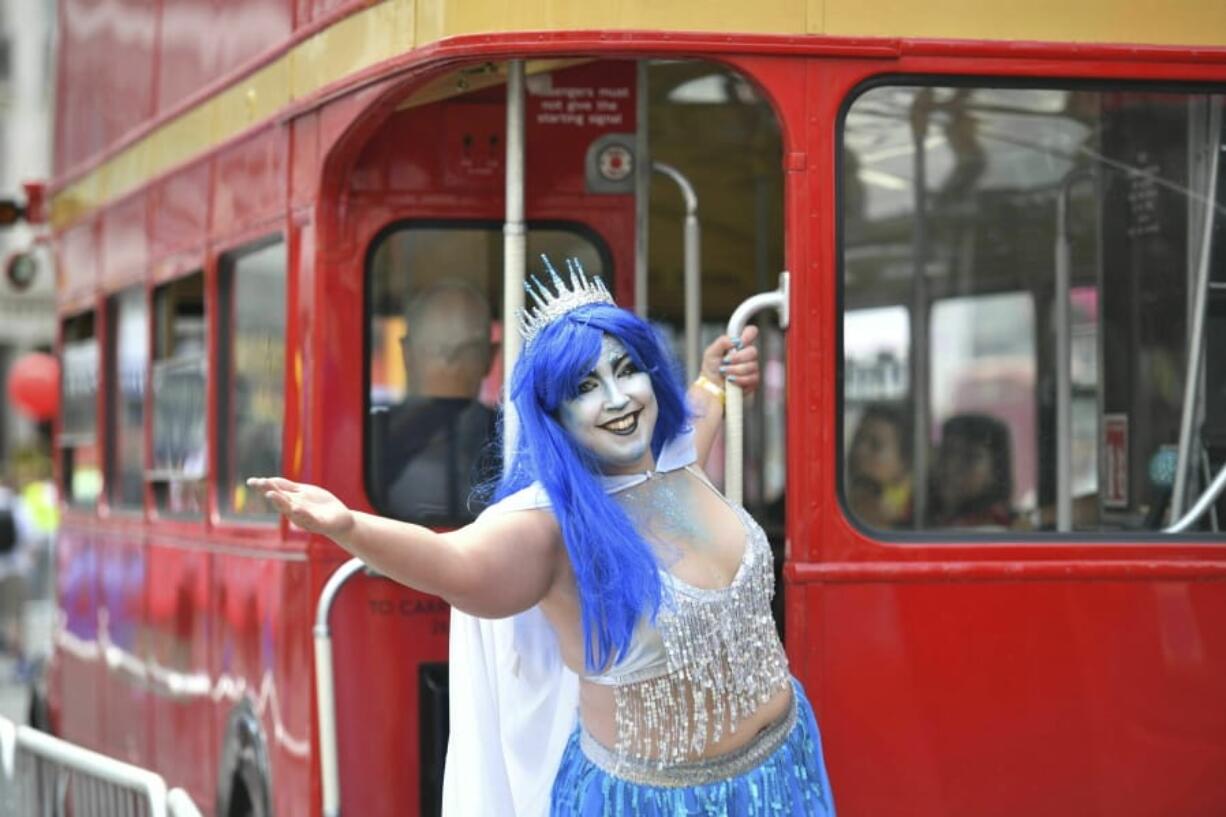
[316,57,789,816]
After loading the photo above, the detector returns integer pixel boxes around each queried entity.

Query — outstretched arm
[689,324,760,467]
[247,477,562,618]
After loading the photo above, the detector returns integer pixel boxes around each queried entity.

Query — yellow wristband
[693,374,725,404]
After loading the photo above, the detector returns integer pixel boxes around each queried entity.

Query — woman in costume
[250,258,834,816]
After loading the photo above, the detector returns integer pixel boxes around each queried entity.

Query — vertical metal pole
[503,59,527,464]
[1054,172,1092,531]
[314,624,340,817]
[754,174,771,505]
[683,206,701,381]
[909,92,932,527]
[634,61,650,317]
[1173,98,1221,516]
[1055,193,1072,531]
[651,162,701,380]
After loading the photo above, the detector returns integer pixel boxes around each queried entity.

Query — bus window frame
[835,72,1226,544]
[58,306,102,512]
[361,217,614,524]
[147,269,209,521]
[104,284,151,517]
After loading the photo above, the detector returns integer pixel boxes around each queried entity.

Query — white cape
[441,430,698,817]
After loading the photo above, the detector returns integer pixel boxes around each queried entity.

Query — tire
[217,702,272,817]
[227,767,270,817]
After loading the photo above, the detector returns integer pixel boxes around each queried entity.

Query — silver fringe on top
[598,503,791,768]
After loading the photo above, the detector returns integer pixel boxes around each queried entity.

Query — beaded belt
[578,685,798,788]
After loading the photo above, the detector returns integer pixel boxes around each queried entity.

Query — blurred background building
[0,0,56,468]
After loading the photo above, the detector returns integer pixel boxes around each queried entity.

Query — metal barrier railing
[0,716,202,817]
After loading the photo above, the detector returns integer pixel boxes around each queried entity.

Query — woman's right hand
[246,477,356,540]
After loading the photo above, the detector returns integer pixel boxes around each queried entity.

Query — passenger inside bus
[846,403,913,529]
[370,280,498,522]
[931,413,1016,530]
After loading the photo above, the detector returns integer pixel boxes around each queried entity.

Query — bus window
[366,223,604,525]
[150,273,207,517]
[844,306,911,529]
[217,240,286,520]
[841,85,1226,535]
[60,312,100,508]
[929,292,1036,528]
[106,287,147,510]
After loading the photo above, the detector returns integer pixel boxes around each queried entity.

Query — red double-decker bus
[44,1,1226,815]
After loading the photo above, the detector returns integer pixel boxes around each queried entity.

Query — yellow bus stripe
[50,0,1226,229]
[51,0,417,228]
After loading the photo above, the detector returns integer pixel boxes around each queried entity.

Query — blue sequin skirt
[551,678,834,816]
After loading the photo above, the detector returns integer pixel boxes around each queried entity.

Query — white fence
[0,716,202,817]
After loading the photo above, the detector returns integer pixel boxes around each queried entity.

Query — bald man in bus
[372,280,499,523]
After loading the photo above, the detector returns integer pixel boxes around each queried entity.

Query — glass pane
[61,316,97,441]
[367,224,605,524]
[151,273,206,517]
[60,313,101,507]
[844,307,912,529]
[218,241,286,519]
[929,293,1035,529]
[107,287,147,509]
[841,84,1226,535]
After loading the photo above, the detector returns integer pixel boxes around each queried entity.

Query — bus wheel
[227,767,269,817]
[217,701,272,817]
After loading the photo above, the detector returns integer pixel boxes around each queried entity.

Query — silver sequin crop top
[582,494,792,765]
[475,432,791,766]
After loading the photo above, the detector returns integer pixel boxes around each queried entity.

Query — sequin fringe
[552,679,834,817]
[605,504,790,767]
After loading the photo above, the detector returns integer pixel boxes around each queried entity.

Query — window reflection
[842,85,1226,534]
[219,241,286,520]
[151,273,207,517]
[930,293,1036,521]
[847,403,913,529]
[108,287,147,509]
[367,224,606,525]
[61,312,101,508]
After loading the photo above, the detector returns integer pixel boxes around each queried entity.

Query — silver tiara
[517,255,614,346]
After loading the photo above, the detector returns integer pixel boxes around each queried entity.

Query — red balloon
[7,352,59,421]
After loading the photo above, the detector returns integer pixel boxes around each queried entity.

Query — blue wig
[496,302,691,671]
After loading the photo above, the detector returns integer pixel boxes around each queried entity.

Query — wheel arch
[216,699,273,817]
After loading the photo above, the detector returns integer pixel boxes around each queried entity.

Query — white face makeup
[559,335,659,474]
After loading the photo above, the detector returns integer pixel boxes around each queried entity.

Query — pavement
[0,595,54,725]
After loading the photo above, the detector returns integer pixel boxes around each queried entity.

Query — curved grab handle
[314,557,368,817]
[724,272,790,505]
[1164,461,1226,533]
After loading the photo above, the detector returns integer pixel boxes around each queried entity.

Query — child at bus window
[251,257,834,817]
[371,280,499,523]
[931,412,1016,530]
[846,403,913,529]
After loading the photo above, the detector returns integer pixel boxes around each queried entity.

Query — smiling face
[558,335,658,475]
